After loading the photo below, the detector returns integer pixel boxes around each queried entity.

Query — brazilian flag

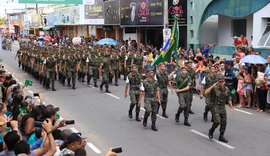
[152,18,179,67]
[25,80,33,87]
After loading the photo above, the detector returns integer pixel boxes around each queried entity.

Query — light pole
[163,0,168,29]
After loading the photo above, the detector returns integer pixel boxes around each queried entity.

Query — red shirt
[241,37,248,46]
[234,40,241,46]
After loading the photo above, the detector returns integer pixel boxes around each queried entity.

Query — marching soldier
[15,47,22,68]
[99,51,111,93]
[205,75,234,143]
[201,65,218,121]
[125,65,142,122]
[109,50,120,86]
[66,54,79,89]
[86,52,99,87]
[44,54,57,91]
[155,62,171,118]
[139,69,161,131]
[133,51,144,75]
[185,60,196,114]
[119,48,127,80]
[169,67,192,126]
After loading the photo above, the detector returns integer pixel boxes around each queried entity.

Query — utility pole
[163,0,168,28]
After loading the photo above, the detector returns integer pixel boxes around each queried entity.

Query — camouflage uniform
[209,85,231,142]
[127,71,141,121]
[203,74,217,121]
[119,51,126,80]
[66,55,78,89]
[109,54,120,85]
[44,56,57,91]
[125,53,133,76]
[87,54,99,87]
[187,67,196,114]
[78,53,87,82]
[133,53,143,74]
[16,49,22,68]
[141,77,160,131]
[156,71,169,118]
[175,73,192,125]
[100,55,111,92]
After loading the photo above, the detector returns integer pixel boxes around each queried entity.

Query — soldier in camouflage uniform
[201,66,217,121]
[205,75,234,143]
[15,47,22,68]
[86,52,99,87]
[109,50,120,86]
[155,62,170,118]
[171,67,192,126]
[125,51,133,77]
[139,69,161,131]
[43,54,57,91]
[66,54,79,89]
[133,51,143,75]
[78,52,87,82]
[119,48,127,80]
[185,60,196,114]
[99,51,111,93]
[125,65,142,122]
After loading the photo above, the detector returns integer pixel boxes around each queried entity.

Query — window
[125,27,136,34]
[232,19,247,37]
[190,16,193,24]
[190,30,194,38]
[258,18,270,47]
[190,1,194,10]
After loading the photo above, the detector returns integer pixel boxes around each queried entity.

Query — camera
[112,147,122,153]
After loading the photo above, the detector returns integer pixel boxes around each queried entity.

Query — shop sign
[104,0,120,25]
[120,0,163,26]
[168,0,187,25]
[54,6,80,25]
[84,0,104,24]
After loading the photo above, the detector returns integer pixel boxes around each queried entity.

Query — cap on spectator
[43,105,60,118]
[66,133,83,145]
[234,36,238,39]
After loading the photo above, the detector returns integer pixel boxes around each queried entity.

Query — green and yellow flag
[152,18,179,67]
[25,80,33,87]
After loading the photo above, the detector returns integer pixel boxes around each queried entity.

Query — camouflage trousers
[129,92,140,114]
[205,97,214,115]
[176,92,191,118]
[67,70,77,87]
[87,68,98,85]
[109,69,119,84]
[46,70,56,89]
[100,71,109,89]
[211,105,227,135]
[160,88,168,109]
[144,97,158,122]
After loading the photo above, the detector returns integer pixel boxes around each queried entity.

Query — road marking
[190,129,235,149]
[234,108,252,115]
[87,143,102,154]
[105,93,120,99]
[140,107,166,119]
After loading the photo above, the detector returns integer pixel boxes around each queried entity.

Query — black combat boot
[184,117,191,126]
[105,88,111,93]
[135,112,141,122]
[219,135,228,143]
[143,112,149,127]
[67,78,71,87]
[128,110,133,119]
[115,82,119,86]
[94,82,98,87]
[175,113,180,123]
[151,122,158,131]
[208,128,214,139]
[189,110,195,114]
[203,112,208,121]
[72,84,76,90]
[162,108,168,118]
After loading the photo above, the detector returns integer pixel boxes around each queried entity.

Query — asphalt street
[0,40,270,156]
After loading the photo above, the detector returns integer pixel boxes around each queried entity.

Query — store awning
[200,0,270,24]
[43,26,55,30]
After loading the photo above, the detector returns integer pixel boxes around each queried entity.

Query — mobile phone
[6,122,11,127]
[34,121,43,127]
[65,120,75,125]
[112,147,122,153]
[33,93,39,97]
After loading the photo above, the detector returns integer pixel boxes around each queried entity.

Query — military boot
[151,122,158,131]
[94,81,98,88]
[219,135,228,143]
[105,88,111,93]
[203,112,208,121]
[208,128,214,139]
[72,84,76,90]
[67,78,71,87]
[184,117,191,126]
[175,113,180,123]
[143,112,149,127]
[135,112,141,122]
[128,110,133,119]
[162,108,168,118]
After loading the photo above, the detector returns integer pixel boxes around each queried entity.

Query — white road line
[234,108,253,115]
[105,93,120,99]
[140,107,166,119]
[87,143,102,154]
[190,129,235,149]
